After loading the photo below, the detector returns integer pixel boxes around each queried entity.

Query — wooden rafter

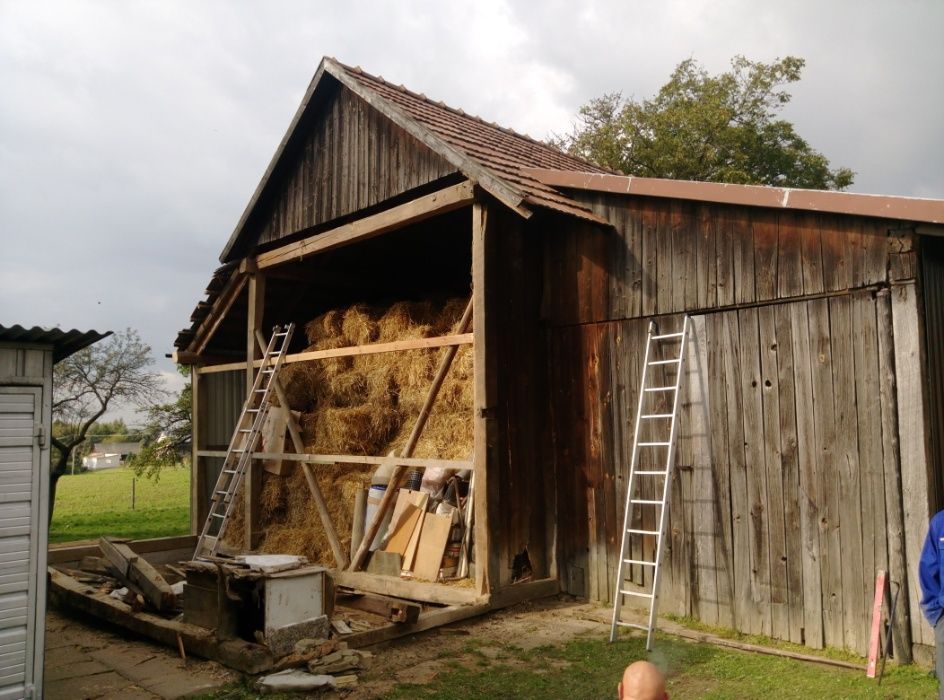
[196,332,473,375]
[255,180,474,270]
[348,298,474,572]
[187,272,248,356]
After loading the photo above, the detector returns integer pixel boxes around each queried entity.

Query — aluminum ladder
[610,316,690,649]
[193,324,294,560]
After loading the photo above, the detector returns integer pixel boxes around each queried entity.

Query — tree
[52,417,131,473]
[557,56,854,190]
[50,328,164,518]
[133,365,192,479]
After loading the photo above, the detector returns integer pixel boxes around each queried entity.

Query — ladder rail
[610,315,690,650]
[644,315,690,650]
[609,321,656,643]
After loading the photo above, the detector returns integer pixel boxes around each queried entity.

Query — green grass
[196,633,935,699]
[49,466,190,543]
[385,635,935,700]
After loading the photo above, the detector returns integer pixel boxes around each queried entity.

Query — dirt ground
[44,608,239,699]
[45,596,613,699]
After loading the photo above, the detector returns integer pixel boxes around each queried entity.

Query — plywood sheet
[414,514,452,582]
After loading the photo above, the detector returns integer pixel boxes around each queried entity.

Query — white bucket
[365,484,393,551]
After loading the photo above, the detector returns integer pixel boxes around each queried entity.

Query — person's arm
[919,519,940,610]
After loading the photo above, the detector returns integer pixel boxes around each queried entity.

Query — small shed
[175,57,944,661]
[0,324,107,700]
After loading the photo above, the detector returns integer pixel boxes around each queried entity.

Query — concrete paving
[44,609,239,699]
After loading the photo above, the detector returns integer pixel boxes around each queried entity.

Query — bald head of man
[617,660,668,700]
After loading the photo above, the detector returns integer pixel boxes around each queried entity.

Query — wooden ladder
[610,316,690,650]
[193,324,294,560]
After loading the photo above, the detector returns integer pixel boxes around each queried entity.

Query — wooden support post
[472,201,498,596]
[348,298,474,572]
[191,366,208,534]
[890,281,931,653]
[245,270,265,550]
[254,330,348,568]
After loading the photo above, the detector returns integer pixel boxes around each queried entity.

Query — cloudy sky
[1,0,941,420]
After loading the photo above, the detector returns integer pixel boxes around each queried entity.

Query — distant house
[83,441,142,470]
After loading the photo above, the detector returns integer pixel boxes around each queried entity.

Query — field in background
[49,466,190,544]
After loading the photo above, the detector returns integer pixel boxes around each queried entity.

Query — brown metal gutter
[523,168,944,225]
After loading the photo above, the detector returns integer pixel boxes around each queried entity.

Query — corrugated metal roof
[524,169,944,225]
[0,325,110,362]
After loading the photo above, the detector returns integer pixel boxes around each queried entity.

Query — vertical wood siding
[542,193,928,655]
[244,82,458,250]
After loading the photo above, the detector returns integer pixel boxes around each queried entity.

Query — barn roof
[524,169,944,225]
[219,57,610,262]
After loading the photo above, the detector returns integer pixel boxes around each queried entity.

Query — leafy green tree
[52,417,132,473]
[557,55,854,190]
[132,365,191,479]
[50,329,164,519]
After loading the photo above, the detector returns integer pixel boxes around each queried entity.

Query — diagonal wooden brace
[348,297,474,572]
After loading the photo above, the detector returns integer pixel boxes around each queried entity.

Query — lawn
[198,632,935,700]
[49,466,191,543]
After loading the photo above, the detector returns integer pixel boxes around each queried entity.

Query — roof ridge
[328,58,598,168]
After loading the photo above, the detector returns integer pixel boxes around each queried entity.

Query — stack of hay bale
[228,298,473,565]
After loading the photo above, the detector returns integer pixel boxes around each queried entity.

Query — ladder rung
[638,442,670,446]
[623,558,657,567]
[635,470,668,476]
[644,386,675,392]
[262,368,275,374]
[211,513,225,519]
[247,408,260,412]
[627,528,660,535]
[215,490,230,497]
[653,332,684,340]
[620,589,654,598]
[616,621,650,631]
[223,469,237,474]
[631,499,663,505]
[641,414,673,419]
[274,332,289,337]
[648,359,681,365]
[254,389,267,393]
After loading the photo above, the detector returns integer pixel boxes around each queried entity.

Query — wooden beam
[348,299,474,572]
[48,535,198,565]
[340,578,560,649]
[333,571,478,607]
[337,592,421,624]
[191,366,206,534]
[195,450,474,470]
[48,568,274,674]
[189,273,248,355]
[196,333,474,374]
[891,281,934,650]
[472,201,498,596]
[256,181,475,270]
[98,538,177,612]
[245,273,266,550]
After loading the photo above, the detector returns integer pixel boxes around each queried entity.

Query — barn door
[0,387,43,700]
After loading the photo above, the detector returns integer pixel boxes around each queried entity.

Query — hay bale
[252,296,473,566]
[341,305,379,346]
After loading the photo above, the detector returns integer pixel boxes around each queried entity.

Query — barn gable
[220,57,609,262]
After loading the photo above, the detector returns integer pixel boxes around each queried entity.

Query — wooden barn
[174,57,944,662]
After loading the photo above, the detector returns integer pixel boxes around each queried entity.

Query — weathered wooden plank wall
[488,206,552,588]
[243,80,457,250]
[543,192,928,655]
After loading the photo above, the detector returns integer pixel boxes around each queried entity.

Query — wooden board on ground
[414,514,452,582]
[99,537,176,611]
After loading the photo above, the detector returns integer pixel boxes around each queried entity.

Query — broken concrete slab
[266,615,330,657]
